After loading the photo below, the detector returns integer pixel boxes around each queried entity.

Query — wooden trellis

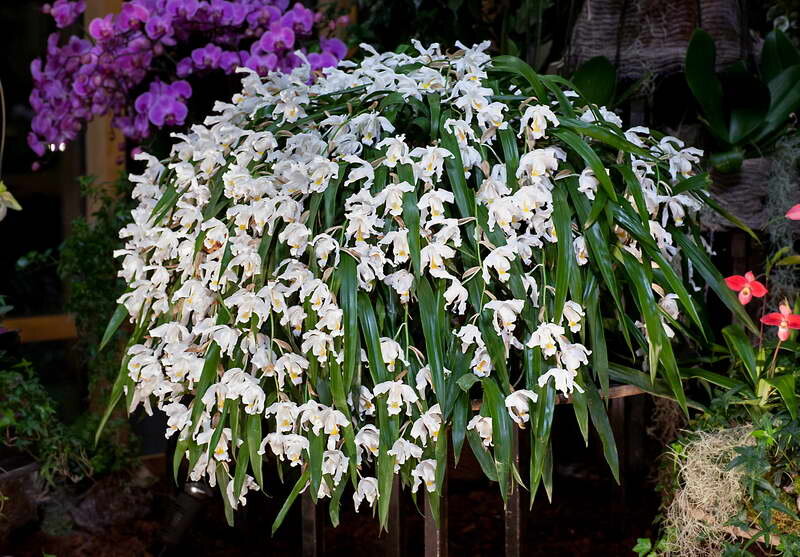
[300,385,645,557]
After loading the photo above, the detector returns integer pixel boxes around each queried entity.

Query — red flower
[787,204,800,221]
[725,271,768,305]
[761,302,800,341]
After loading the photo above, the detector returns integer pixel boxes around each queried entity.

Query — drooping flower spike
[761,301,800,341]
[724,271,768,305]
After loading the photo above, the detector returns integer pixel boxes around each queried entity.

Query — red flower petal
[725,275,747,291]
[761,313,784,326]
[787,204,800,220]
[750,281,768,297]
[788,314,800,329]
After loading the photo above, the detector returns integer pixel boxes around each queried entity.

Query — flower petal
[749,281,768,298]
[761,312,784,326]
[786,204,800,220]
[724,275,747,291]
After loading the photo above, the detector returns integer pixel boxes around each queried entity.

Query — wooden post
[424,475,447,557]
[301,491,324,557]
[84,0,124,220]
[504,427,522,557]
[384,476,402,557]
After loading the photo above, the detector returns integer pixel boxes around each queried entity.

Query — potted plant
[96,40,754,531]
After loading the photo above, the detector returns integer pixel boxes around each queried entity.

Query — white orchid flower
[415,365,433,396]
[322,449,349,486]
[558,340,591,372]
[485,299,525,335]
[275,353,309,389]
[420,241,455,279]
[379,338,409,372]
[265,401,301,433]
[482,245,516,283]
[470,346,493,377]
[562,301,585,333]
[384,270,414,303]
[377,182,415,216]
[387,438,423,471]
[538,367,584,395]
[519,104,559,140]
[411,459,437,493]
[443,276,469,315]
[353,477,379,511]
[504,390,539,426]
[455,324,483,353]
[410,404,442,446]
[467,415,493,447]
[379,229,411,265]
[526,322,565,357]
[573,236,589,266]
[355,424,380,463]
[377,135,412,168]
[373,380,419,416]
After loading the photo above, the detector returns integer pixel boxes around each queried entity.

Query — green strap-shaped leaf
[216,466,235,526]
[620,250,687,414]
[246,412,264,489]
[482,377,513,504]
[232,436,250,505]
[584,380,620,483]
[552,128,617,202]
[551,185,574,321]
[99,303,128,351]
[672,227,759,335]
[529,380,555,506]
[417,277,449,412]
[721,324,759,388]
[271,467,310,535]
[491,55,548,100]
[467,428,499,481]
[340,254,360,390]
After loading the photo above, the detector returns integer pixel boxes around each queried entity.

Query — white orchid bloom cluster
[106,40,716,528]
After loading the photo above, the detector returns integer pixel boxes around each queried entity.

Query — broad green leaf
[232,437,250,505]
[761,29,800,82]
[766,375,797,420]
[571,56,616,106]
[417,277,449,413]
[756,65,800,142]
[457,373,480,392]
[685,29,728,143]
[620,250,687,414]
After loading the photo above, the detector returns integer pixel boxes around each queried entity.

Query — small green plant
[0,351,136,484]
[59,173,134,393]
